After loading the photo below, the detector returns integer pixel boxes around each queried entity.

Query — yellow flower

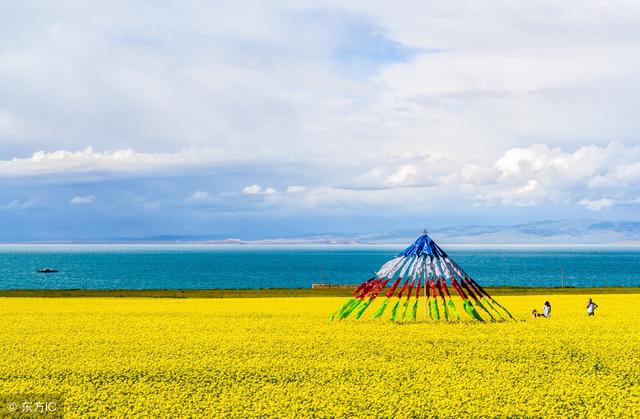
[0,294,638,417]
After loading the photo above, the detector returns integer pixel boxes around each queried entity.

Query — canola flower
[0,294,639,417]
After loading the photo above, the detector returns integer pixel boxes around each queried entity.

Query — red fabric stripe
[385,277,402,298]
[468,277,492,299]
[451,278,468,300]
[438,279,452,298]
[352,277,375,296]
[396,278,409,299]
[369,278,389,300]
[435,279,446,301]
[461,279,480,302]
[357,278,381,299]
[405,279,415,300]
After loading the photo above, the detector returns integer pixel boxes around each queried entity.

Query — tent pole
[422,257,428,322]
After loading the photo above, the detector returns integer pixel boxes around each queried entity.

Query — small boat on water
[37,268,59,273]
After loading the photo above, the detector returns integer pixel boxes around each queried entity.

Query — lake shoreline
[1,286,639,298]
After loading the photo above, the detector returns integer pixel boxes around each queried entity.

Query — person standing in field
[542,301,551,318]
[586,298,598,316]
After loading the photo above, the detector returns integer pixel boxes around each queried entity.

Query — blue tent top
[399,233,438,257]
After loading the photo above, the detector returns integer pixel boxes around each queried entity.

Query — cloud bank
[0,147,224,176]
[1,1,640,239]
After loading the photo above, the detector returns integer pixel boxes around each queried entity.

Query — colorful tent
[333,232,513,322]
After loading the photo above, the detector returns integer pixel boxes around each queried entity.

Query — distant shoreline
[1,287,638,298]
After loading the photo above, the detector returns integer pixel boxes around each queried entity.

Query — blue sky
[1,1,640,240]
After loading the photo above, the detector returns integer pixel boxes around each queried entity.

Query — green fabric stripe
[491,299,515,319]
[441,299,450,321]
[447,299,461,320]
[475,300,496,321]
[372,299,390,319]
[483,297,504,321]
[390,300,400,322]
[355,300,372,319]
[433,299,440,320]
[333,297,356,320]
[463,299,484,321]
[401,299,410,321]
[429,299,440,320]
[339,299,362,320]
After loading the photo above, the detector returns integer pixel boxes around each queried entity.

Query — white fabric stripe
[376,256,404,278]
[443,257,463,279]
[385,258,406,278]
[432,255,443,277]
[408,257,420,277]
[399,257,414,278]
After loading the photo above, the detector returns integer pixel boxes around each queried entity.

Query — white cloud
[0,147,225,177]
[305,142,640,211]
[69,195,94,204]
[286,185,306,194]
[3,1,640,169]
[242,185,263,195]
[455,143,640,208]
[1,1,640,227]
[1,197,39,210]
[579,198,614,211]
[12,141,633,214]
[454,164,501,185]
[242,185,277,195]
[184,191,211,202]
[338,153,453,190]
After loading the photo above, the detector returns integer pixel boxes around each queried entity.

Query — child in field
[542,301,551,318]
[586,298,598,316]
[532,309,538,318]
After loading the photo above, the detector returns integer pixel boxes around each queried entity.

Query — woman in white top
[542,301,551,318]
[586,298,598,316]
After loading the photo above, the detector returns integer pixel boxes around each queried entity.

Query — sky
[1,1,640,240]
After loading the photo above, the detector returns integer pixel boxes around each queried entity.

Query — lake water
[0,245,639,289]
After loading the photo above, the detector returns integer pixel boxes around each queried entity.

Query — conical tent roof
[333,232,513,322]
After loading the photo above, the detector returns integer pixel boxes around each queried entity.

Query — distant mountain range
[10,219,640,245]
[384,219,640,245]
[143,219,640,245]
[237,219,640,245]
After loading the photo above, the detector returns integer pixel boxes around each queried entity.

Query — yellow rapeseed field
[0,294,638,417]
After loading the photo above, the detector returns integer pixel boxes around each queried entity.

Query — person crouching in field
[586,298,598,316]
[531,302,551,319]
[542,301,551,318]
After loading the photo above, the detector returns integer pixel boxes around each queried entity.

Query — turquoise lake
[0,245,639,289]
